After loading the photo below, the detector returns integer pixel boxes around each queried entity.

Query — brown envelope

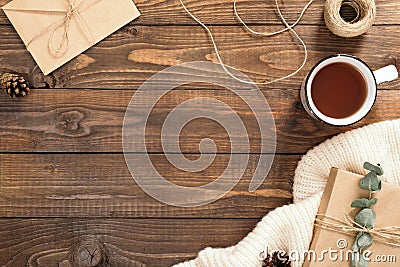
[304,168,400,266]
[2,0,140,75]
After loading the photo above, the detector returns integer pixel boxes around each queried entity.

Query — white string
[178,0,314,85]
[234,0,313,36]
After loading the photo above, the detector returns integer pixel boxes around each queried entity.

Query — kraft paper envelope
[304,168,400,266]
[2,0,140,75]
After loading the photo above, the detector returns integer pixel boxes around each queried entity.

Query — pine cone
[262,251,291,267]
[0,71,31,98]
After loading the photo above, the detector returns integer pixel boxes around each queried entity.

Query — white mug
[301,54,398,126]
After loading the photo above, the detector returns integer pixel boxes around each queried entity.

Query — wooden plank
[0,153,297,218]
[0,0,399,26]
[1,89,399,153]
[0,25,399,90]
[0,218,258,266]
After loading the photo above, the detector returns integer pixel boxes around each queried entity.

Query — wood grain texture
[1,89,399,153]
[0,25,399,90]
[0,0,399,26]
[1,0,400,264]
[0,153,296,218]
[0,218,258,266]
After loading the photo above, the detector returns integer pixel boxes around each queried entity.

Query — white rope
[178,0,314,85]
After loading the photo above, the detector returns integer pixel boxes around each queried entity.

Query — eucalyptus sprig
[350,162,383,267]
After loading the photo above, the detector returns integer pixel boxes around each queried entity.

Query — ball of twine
[324,0,376,37]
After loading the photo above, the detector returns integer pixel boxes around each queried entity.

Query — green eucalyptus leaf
[360,172,381,192]
[363,162,384,175]
[351,199,370,208]
[351,252,370,267]
[368,198,378,206]
[376,181,382,192]
[351,198,378,208]
[355,209,376,229]
[356,232,374,250]
[352,240,360,252]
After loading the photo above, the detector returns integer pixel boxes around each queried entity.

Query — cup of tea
[301,54,398,126]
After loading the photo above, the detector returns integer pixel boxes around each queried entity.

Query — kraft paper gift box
[2,0,140,75]
[304,168,400,266]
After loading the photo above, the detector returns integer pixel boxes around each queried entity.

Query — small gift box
[2,0,140,75]
[304,168,400,266]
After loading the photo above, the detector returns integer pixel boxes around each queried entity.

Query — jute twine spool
[325,0,376,37]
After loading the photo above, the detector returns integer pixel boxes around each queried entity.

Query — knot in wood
[58,110,83,131]
[30,65,56,88]
[129,27,138,36]
[55,109,90,137]
[68,237,107,267]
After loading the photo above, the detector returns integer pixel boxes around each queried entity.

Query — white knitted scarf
[174,119,400,267]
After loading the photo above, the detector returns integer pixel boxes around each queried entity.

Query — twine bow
[47,0,96,57]
[4,0,99,58]
[315,214,400,247]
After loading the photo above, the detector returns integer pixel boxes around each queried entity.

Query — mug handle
[373,65,398,84]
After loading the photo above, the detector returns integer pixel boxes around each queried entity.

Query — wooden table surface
[0,0,399,266]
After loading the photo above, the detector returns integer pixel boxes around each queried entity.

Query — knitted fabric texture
[173,119,400,267]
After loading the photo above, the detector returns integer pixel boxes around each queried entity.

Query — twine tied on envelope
[3,0,98,58]
[315,214,400,247]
